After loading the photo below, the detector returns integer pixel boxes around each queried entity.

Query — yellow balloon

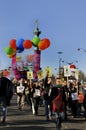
[7,54,13,58]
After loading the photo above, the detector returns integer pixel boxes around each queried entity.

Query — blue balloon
[16,38,24,50]
[17,48,24,53]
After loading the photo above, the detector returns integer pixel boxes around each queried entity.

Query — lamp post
[57,51,63,78]
[67,60,78,65]
[77,48,86,52]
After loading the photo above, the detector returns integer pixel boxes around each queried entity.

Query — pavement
[0,95,86,130]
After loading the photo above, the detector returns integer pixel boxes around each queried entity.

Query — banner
[12,55,21,79]
[26,54,34,70]
[44,67,52,77]
[16,56,22,62]
[37,70,44,80]
[64,65,71,77]
[33,50,41,79]
[27,71,33,79]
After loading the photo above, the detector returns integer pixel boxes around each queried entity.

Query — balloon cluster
[4,36,50,58]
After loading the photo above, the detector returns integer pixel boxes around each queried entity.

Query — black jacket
[0,77,12,97]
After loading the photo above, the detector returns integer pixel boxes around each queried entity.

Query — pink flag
[33,50,41,79]
[12,54,21,79]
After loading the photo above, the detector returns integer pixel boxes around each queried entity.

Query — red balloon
[42,38,50,48]
[9,39,17,49]
[70,64,76,68]
[23,40,32,49]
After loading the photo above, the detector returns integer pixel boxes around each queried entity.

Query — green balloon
[4,46,13,55]
[32,36,40,47]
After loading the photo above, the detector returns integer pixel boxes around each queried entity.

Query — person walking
[43,75,53,121]
[48,77,65,127]
[25,79,32,108]
[68,82,78,118]
[33,81,41,116]
[16,77,26,110]
[0,70,12,123]
[62,80,68,120]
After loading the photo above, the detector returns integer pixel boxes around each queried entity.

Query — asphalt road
[0,95,86,130]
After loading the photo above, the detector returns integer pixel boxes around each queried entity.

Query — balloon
[38,40,46,50]
[16,38,24,50]
[4,46,13,55]
[9,39,17,49]
[17,48,24,53]
[70,64,76,69]
[38,38,50,50]
[23,40,32,49]
[42,38,50,48]
[7,54,14,58]
[32,36,40,47]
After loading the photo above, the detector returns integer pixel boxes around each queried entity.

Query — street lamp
[67,60,78,65]
[77,48,86,52]
[57,51,63,77]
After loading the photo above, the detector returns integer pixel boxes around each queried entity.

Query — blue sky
[0,0,86,75]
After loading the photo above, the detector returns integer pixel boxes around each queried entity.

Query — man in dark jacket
[0,71,13,123]
[49,77,66,123]
[43,75,53,120]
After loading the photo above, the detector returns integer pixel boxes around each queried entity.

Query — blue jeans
[44,100,49,119]
[0,97,7,119]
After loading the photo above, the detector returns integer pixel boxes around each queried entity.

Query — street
[0,95,86,130]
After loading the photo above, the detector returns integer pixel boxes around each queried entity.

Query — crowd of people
[10,74,86,121]
[0,70,86,125]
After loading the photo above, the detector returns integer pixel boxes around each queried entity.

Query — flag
[44,67,52,77]
[27,71,33,79]
[37,70,44,79]
[64,65,71,77]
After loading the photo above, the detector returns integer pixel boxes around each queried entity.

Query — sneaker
[1,118,5,123]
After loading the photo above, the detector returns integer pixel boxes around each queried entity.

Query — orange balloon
[38,38,50,50]
[38,40,47,50]
[23,40,32,49]
[9,39,17,49]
